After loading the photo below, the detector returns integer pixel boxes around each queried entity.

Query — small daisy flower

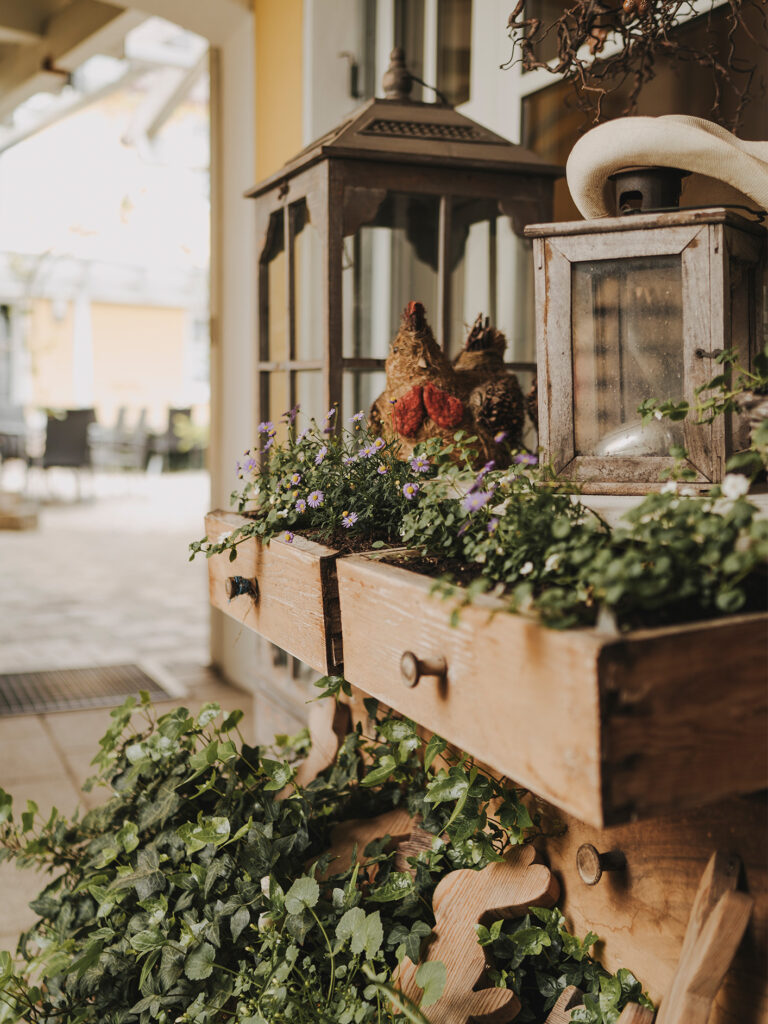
[494,430,508,444]
[513,453,538,466]
[410,455,430,473]
[342,455,357,465]
[349,411,365,423]
[283,531,294,544]
[654,409,664,420]
[520,561,534,575]
[308,490,324,508]
[462,491,491,513]
[290,472,302,485]
[283,405,300,424]
[297,428,309,442]
[257,420,274,435]
[315,445,328,465]
[295,498,307,513]
[262,436,275,453]
[359,445,374,458]
[324,406,337,422]
[372,437,385,451]
[487,517,499,534]
[276,509,288,518]
[402,482,419,500]
[377,465,388,475]
[341,510,358,529]
[721,473,750,501]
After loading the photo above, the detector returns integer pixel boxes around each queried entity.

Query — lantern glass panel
[295,370,323,418]
[571,254,685,458]
[343,370,387,418]
[265,212,287,363]
[268,372,290,432]
[293,201,324,362]
[342,192,439,359]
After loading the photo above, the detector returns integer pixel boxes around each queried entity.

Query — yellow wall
[91,303,188,431]
[254,0,303,181]
[27,300,76,410]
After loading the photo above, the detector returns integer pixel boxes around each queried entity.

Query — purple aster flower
[295,498,306,513]
[257,420,274,435]
[410,455,430,473]
[402,482,419,500]
[514,453,538,466]
[291,472,302,485]
[462,491,492,513]
[476,460,495,482]
[377,465,388,475]
[282,405,300,424]
[359,445,374,459]
[297,428,309,442]
[325,406,337,422]
[315,445,328,465]
[341,510,358,529]
[283,531,294,544]
[458,521,471,537]
[342,455,357,466]
[349,411,365,423]
[494,431,508,444]
[372,437,385,451]
[487,517,499,534]
[308,490,324,508]
[262,437,274,453]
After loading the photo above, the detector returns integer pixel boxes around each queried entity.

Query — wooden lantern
[247,49,560,426]
[525,208,766,493]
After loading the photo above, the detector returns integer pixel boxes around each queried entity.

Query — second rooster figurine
[370,303,526,465]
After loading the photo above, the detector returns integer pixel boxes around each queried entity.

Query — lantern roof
[246,95,562,200]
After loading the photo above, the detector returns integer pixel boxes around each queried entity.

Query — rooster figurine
[452,314,526,456]
[369,302,475,461]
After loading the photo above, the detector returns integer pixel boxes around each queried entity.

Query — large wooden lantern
[526,207,766,493]
[247,49,560,425]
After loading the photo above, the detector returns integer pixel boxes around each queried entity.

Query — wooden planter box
[336,551,767,827]
[205,511,343,674]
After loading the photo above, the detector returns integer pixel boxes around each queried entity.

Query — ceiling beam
[0,0,47,45]
[118,0,252,46]
[0,2,145,122]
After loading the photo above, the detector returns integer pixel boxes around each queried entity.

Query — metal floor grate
[0,664,171,716]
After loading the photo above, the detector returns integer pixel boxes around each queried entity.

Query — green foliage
[0,695,651,1024]
[189,406,436,561]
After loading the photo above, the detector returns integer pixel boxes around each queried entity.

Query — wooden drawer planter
[205,511,343,674]
[336,552,768,828]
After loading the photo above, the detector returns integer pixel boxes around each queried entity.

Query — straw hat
[566,115,768,218]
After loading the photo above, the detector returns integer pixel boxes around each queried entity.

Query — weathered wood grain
[337,553,768,826]
[543,986,583,1023]
[540,793,768,1022]
[397,845,559,1024]
[205,511,343,673]
[617,1006,655,1023]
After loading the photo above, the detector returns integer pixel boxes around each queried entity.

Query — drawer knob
[225,575,259,602]
[400,652,447,689]
[576,843,626,886]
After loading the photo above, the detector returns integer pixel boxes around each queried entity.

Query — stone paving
[0,467,255,953]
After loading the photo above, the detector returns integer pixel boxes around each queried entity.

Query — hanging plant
[504,0,767,126]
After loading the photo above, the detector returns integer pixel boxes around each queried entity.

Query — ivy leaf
[423,735,446,772]
[368,872,415,903]
[284,876,319,915]
[599,974,622,1013]
[404,921,432,962]
[185,942,216,981]
[415,961,446,1008]
[231,906,250,942]
[425,768,470,805]
[130,927,165,954]
[511,926,551,957]
[336,906,366,954]
[262,759,295,792]
[109,848,165,900]
[361,755,397,787]
[364,911,383,958]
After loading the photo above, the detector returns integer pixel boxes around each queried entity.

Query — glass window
[342,192,439,360]
[437,0,472,106]
[293,201,324,362]
[571,256,684,457]
[343,370,386,419]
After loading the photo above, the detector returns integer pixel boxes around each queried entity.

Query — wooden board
[205,510,343,674]
[540,793,768,1022]
[397,844,559,1024]
[336,552,768,826]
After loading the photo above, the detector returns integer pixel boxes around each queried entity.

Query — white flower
[260,876,271,896]
[474,552,486,563]
[661,481,678,494]
[680,486,697,497]
[544,554,560,573]
[654,409,663,420]
[721,474,750,501]
[257,912,275,932]
[218,530,233,541]
[276,509,288,518]
[520,561,534,575]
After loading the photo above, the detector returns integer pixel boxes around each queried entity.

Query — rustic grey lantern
[526,206,766,493]
[247,49,560,427]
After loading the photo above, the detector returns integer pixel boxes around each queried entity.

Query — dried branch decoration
[505,0,767,128]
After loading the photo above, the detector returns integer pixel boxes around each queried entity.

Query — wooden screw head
[400,652,447,688]
[576,843,626,886]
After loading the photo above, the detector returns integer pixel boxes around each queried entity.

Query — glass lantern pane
[342,192,439,360]
[571,255,685,457]
[293,201,324,362]
[343,370,387,420]
[295,370,324,422]
[265,212,287,363]
[268,371,290,434]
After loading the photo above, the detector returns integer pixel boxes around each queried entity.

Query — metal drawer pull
[576,843,626,886]
[225,576,259,602]
[400,652,447,689]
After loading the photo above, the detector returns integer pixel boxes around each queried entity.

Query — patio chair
[34,408,96,499]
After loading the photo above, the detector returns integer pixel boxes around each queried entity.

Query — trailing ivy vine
[0,690,651,1024]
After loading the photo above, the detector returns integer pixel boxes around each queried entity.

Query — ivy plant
[0,690,651,1024]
